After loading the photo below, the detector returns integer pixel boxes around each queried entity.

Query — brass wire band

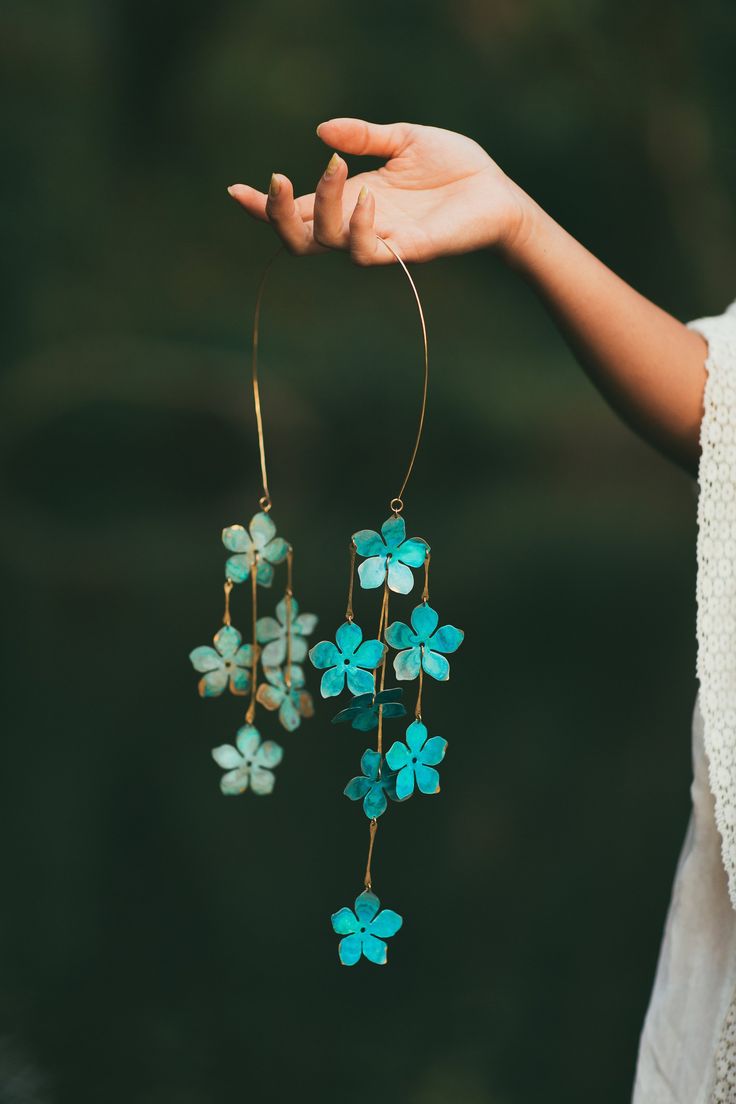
[246,560,259,723]
[415,663,424,721]
[345,541,357,621]
[285,548,294,689]
[422,551,431,604]
[223,578,234,627]
[375,579,390,758]
[364,818,378,891]
[250,238,428,515]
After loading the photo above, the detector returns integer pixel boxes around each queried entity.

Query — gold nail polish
[324,153,339,177]
[269,173,281,197]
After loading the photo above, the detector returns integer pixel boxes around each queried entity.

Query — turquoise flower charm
[353,515,429,595]
[386,720,448,799]
[331,890,403,966]
[256,664,315,732]
[309,621,385,698]
[189,626,253,697]
[385,603,464,681]
[222,511,289,587]
[211,724,283,795]
[256,596,317,666]
[344,749,398,818]
[332,688,406,732]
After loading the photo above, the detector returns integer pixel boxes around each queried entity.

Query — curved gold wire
[249,238,429,513]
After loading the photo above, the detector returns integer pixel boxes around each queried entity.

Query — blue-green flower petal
[222,524,252,553]
[387,559,414,594]
[380,702,406,720]
[369,909,403,938]
[364,786,388,818]
[335,620,363,655]
[338,933,363,966]
[234,645,253,667]
[406,720,427,753]
[347,666,375,695]
[422,649,450,681]
[189,646,221,673]
[255,559,274,586]
[344,776,372,801]
[420,736,448,766]
[352,529,384,557]
[381,515,406,550]
[199,668,228,697]
[331,907,359,935]
[211,744,243,770]
[360,749,381,780]
[415,763,440,794]
[321,667,346,698]
[386,741,411,770]
[431,624,465,654]
[309,640,340,669]
[411,603,440,639]
[229,668,250,695]
[353,639,385,669]
[256,615,281,643]
[250,766,276,795]
[220,767,250,795]
[294,611,318,635]
[254,740,283,769]
[355,890,381,922]
[226,553,252,583]
[214,625,241,658]
[358,556,387,589]
[394,764,415,800]
[394,647,421,680]
[249,511,276,550]
[262,536,289,564]
[384,621,415,649]
[279,695,301,732]
[235,725,261,758]
[397,538,428,567]
[361,933,388,965]
[352,711,379,732]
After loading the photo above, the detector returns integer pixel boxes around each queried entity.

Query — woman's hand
[227,117,530,265]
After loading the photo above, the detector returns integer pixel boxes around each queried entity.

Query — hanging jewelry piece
[308,240,465,966]
[189,254,317,796]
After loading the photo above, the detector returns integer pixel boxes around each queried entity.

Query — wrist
[494,184,555,271]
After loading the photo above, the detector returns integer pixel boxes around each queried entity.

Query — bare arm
[228,117,708,474]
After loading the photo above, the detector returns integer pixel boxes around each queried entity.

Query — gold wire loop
[364,818,378,891]
[250,239,428,517]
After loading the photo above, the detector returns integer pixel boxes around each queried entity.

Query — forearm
[501,191,708,473]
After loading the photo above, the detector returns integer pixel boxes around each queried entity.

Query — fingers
[316,117,412,159]
[348,187,394,266]
[230,173,323,255]
[313,153,349,248]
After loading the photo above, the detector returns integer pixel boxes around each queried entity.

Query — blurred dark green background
[2,1,736,1101]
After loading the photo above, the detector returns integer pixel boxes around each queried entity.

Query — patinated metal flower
[331,890,403,966]
[189,625,253,697]
[256,664,315,732]
[353,515,429,595]
[343,748,399,818]
[256,596,317,667]
[386,720,448,799]
[332,688,406,732]
[309,621,385,698]
[385,603,464,681]
[222,511,289,587]
[211,724,283,796]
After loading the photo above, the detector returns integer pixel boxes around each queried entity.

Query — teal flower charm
[386,720,448,799]
[222,512,290,587]
[256,664,315,732]
[256,596,317,667]
[385,603,464,681]
[353,515,429,595]
[211,724,283,795]
[331,890,403,966]
[344,749,398,818]
[189,626,253,698]
[332,688,406,732]
[309,621,386,698]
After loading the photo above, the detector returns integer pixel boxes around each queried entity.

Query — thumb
[315,117,413,159]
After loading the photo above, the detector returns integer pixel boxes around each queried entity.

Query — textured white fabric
[631,299,736,1103]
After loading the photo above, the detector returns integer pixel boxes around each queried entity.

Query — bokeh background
[3,1,736,1101]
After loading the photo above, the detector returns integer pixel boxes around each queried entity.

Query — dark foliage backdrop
[2,1,736,1101]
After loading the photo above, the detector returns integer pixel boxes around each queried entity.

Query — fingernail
[269,173,281,197]
[324,152,339,177]
[227,185,238,197]
[357,185,369,205]
[315,123,323,137]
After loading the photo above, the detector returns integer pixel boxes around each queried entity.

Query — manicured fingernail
[315,123,323,137]
[324,152,339,177]
[227,185,238,197]
[269,173,281,197]
[357,185,369,205]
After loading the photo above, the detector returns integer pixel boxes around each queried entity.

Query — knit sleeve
[689,301,736,909]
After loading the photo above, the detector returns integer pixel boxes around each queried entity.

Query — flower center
[343,658,350,665]
[411,756,418,764]
[359,926,366,933]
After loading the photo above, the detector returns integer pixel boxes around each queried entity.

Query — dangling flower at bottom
[211,724,283,796]
[331,890,403,965]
